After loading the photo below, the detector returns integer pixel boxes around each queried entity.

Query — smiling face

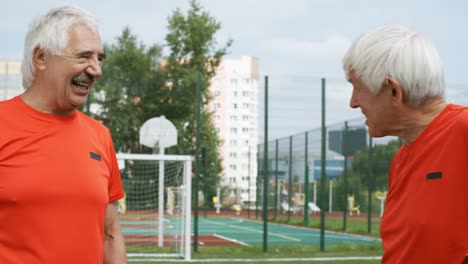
[41,23,104,113]
[348,71,397,137]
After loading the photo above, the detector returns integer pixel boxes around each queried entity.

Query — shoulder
[458,106,468,119]
[443,104,468,138]
[452,104,468,128]
[438,104,468,129]
[0,96,23,120]
[78,112,108,129]
[0,96,20,111]
[76,112,116,152]
[77,112,112,136]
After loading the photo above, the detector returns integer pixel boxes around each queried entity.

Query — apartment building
[208,56,259,203]
[0,61,22,101]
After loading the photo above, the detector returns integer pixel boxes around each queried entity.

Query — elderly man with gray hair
[343,25,468,263]
[0,5,127,263]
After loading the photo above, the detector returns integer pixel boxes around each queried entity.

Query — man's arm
[104,201,127,264]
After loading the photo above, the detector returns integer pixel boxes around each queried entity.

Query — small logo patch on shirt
[426,172,442,180]
[89,152,101,161]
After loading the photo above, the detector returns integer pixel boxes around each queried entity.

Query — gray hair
[342,25,445,106]
[21,5,100,89]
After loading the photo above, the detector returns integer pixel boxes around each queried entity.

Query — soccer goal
[116,153,192,260]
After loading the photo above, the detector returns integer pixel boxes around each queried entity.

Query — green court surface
[121,217,379,247]
[197,218,377,246]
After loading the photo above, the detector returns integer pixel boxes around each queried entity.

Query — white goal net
[116,153,191,260]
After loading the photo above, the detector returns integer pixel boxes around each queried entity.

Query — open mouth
[71,80,91,90]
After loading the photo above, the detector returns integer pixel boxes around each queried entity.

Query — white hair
[342,25,445,106]
[21,5,100,89]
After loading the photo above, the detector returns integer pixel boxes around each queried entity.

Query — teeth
[73,81,90,89]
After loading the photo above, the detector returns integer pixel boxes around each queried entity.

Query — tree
[333,139,401,212]
[92,27,166,153]
[90,28,170,210]
[163,0,232,201]
[351,139,401,190]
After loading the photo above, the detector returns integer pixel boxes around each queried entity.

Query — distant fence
[249,74,468,250]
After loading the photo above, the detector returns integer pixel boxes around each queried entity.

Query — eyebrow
[75,51,106,60]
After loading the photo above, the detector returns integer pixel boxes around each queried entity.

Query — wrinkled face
[44,23,104,112]
[348,71,395,137]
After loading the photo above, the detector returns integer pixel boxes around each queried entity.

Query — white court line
[128,256,382,262]
[204,219,301,242]
[213,234,249,246]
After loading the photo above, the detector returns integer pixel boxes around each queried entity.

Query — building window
[213,102,221,109]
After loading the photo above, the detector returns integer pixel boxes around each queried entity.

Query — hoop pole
[158,146,165,247]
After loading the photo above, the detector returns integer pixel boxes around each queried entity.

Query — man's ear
[33,47,48,71]
[386,77,404,105]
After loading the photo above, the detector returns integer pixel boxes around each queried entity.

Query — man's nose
[349,90,359,109]
[87,57,102,79]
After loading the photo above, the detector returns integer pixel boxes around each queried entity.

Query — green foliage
[332,139,401,212]
[90,0,231,208]
[92,27,166,153]
[163,0,232,201]
[351,140,401,190]
[90,28,183,208]
[333,173,366,212]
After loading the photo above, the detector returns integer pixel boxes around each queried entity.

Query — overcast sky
[2,0,467,139]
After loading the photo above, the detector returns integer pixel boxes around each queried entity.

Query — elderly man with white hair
[0,6,127,263]
[343,25,468,263]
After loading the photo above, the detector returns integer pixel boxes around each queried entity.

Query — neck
[397,98,447,145]
[20,88,75,116]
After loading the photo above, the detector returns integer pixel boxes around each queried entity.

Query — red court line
[124,234,240,247]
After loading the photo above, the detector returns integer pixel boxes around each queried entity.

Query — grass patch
[127,243,383,257]
[192,243,383,258]
[128,244,383,263]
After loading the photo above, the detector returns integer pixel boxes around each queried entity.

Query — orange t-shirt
[381,104,468,263]
[0,96,125,263]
